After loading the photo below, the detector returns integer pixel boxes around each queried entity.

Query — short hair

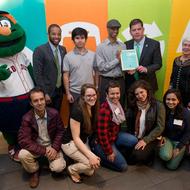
[48,24,61,34]
[129,18,143,29]
[71,27,88,41]
[29,87,45,102]
[105,81,121,94]
[182,37,190,45]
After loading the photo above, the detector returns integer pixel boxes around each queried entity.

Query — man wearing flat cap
[95,19,126,107]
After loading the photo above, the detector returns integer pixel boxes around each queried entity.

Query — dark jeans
[91,132,138,171]
[127,140,158,165]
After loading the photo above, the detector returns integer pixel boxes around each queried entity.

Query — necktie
[54,48,61,88]
[134,43,140,80]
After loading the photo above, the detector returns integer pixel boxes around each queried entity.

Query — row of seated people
[17,80,190,188]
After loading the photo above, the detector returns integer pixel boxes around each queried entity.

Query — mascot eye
[0,19,11,28]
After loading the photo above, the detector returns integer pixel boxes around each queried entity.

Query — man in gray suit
[125,19,162,93]
[33,24,66,111]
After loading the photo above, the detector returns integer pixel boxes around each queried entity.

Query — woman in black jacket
[159,89,190,170]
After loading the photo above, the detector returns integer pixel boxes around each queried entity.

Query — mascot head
[0,11,26,57]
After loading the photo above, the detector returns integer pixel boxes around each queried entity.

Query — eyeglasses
[85,94,97,98]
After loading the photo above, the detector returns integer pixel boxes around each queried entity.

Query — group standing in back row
[5,17,190,188]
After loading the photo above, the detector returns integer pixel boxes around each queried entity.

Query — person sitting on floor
[91,81,137,171]
[18,87,66,188]
[126,80,165,165]
[159,89,190,170]
[61,83,100,183]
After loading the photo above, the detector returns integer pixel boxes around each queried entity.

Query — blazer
[125,37,162,92]
[126,100,165,144]
[18,107,65,156]
[33,43,66,96]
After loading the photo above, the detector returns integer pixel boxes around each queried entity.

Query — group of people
[1,15,190,189]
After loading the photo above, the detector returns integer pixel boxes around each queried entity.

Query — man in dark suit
[125,19,162,93]
[33,24,66,111]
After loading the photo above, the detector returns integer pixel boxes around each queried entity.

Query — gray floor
[1,152,190,190]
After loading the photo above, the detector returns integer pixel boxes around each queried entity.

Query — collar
[35,110,47,120]
[105,38,120,45]
[49,41,59,52]
[73,47,88,55]
[134,36,145,46]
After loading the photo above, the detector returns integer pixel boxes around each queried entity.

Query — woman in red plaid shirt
[91,81,137,171]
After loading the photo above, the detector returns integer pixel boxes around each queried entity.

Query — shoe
[67,166,82,183]
[29,171,39,188]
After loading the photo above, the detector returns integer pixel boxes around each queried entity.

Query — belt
[0,94,29,103]
[101,75,123,80]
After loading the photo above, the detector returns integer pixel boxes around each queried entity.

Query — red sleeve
[97,107,113,155]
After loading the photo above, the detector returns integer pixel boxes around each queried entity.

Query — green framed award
[121,49,139,71]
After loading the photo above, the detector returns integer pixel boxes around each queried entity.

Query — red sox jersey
[0,52,34,97]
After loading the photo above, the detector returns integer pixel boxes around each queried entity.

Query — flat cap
[107,19,121,28]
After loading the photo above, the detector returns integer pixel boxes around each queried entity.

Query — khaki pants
[18,149,66,173]
[61,141,94,176]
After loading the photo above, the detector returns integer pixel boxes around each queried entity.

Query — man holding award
[96,19,126,106]
[124,18,162,93]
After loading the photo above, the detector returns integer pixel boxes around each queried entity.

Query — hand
[116,50,121,63]
[135,139,147,150]
[127,69,136,75]
[89,155,100,169]
[67,93,74,103]
[137,66,147,73]
[45,147,57,161]
[107,152,115,162]
[0,64,11,81]
[45,94,52,105]
[172,148,180,158]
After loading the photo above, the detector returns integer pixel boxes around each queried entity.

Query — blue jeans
[91,132,138,172]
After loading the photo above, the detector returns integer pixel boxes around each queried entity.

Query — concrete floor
[1,134,190,190]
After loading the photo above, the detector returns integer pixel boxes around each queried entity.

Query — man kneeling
[18,87,66,188]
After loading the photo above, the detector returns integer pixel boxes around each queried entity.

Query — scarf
[107,98,126,125]
[175,56,190,67]
[135,101,150,138]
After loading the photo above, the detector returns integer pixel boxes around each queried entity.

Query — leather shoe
[29,171,39,188]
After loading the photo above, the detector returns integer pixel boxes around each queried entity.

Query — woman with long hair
[159,89,190,170]
[62,84,100,183]
[126,80,165,165]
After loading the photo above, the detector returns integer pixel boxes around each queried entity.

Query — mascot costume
[0,11,34,161]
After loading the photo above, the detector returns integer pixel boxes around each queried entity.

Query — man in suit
[33,24,66,111]
[125,19,162,93]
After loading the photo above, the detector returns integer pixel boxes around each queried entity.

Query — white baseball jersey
[0,52,34,97]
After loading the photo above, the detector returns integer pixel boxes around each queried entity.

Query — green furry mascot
[0,11,34,161]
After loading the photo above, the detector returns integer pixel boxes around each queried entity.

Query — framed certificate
[121,49,139,71]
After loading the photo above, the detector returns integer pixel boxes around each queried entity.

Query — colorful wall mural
[1,0,190,100]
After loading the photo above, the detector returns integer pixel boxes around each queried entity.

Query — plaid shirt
[97,101,120,155]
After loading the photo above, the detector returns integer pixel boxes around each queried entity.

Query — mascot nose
[0,27,11,36]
